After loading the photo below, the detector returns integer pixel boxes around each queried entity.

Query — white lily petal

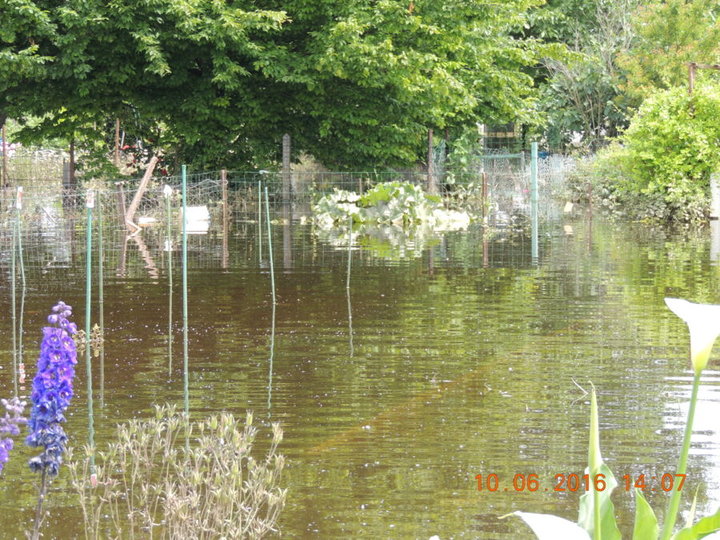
[665,298,720,373]
[513,511,592,540]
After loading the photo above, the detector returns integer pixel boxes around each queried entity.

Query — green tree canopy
[618,0,720,104]
[2,0,546,171]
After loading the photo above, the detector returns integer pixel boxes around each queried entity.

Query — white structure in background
[182,205,210,234]
[710,174,720,261]
[711,174,720,220]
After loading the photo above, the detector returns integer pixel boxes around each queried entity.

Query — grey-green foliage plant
[510,298,720,539]
[313,182,445,228]
[68,405,286,539]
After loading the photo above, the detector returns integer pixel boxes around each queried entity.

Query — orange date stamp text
[475,473,685,493]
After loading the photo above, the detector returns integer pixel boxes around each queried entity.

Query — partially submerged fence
[0,150,575,245]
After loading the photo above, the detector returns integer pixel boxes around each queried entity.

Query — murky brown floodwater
[1,212,719,539]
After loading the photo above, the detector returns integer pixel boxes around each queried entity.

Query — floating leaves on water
[74,324,104,358]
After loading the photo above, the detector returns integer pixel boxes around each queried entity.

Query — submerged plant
[26,301,78,539]
[69,404,286,539]
[508,298,720,539]
[0,397,26,474]
[313,182,470,230]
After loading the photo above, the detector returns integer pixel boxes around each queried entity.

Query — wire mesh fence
[0,151,577,254]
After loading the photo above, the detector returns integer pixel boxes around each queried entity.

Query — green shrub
[576,83,720,222]
[621,84,720,211]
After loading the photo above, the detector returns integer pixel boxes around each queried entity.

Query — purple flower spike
[0,397,27,474]
[26,302,77,477]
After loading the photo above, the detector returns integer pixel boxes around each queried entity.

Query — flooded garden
[1,164,720,539]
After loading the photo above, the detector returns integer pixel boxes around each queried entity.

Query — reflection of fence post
[530,142,539,262]
[282,134,291,203]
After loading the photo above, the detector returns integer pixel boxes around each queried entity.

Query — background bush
[576,84,720,222]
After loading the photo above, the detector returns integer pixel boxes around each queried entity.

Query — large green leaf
[513,511,591,540]
[672,506,720,540]
[577,388,622,540]
[633,489,659,540]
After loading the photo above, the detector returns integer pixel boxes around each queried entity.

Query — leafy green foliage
[671,507,720,540]
[618,0,720,104]
[525,0,602,43]
[312,182,470,259]
[577,388,621,540]
[285,0,544,167]
[313,181,449,227]
[621,85,720,206]
[537,0,637,151]
[2,0,546,171]
[0,0,55,125]
[576,84,720,222]
[633,490,659,540]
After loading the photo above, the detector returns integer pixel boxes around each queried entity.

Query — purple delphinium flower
[26,301,78,476]
[0,397,26,474]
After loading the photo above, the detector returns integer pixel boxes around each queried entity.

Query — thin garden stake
[268,301,276,417]
[258,180,262,264]
[85,189,95,472]
[346,214,354,357]
[164,184,173,376]
[221,169,229,269]
[264,186,276,305]
[264,185,276,417]
[97,194,105,407]
[182,166,189,418]
[16,187,26,370]
[346,214,352,290]
[10,187,20,396]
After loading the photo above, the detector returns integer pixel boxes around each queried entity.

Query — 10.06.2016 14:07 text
[475,473,686,492]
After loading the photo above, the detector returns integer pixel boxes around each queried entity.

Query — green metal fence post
[182,166,189,418]
[531,142,539,263]
[85,189,96,472]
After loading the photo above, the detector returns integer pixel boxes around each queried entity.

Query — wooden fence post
[282,134,291,203]
[427,129,438,194]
